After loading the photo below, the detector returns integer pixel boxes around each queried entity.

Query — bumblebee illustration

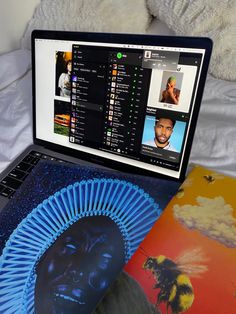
[143,248,208,314]
[203,175,215,184]
[203,172,224,184]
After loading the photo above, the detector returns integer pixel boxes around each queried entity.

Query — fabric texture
[21,0,150,50]
[0,49,31,90]
[94,271,160,314]
[190,74,236,177]
[21,0,236,81]
[0,50,33,174]
[0,68,33,173]
[147,0,236,81]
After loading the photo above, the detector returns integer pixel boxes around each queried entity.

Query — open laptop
[0,30,212,210]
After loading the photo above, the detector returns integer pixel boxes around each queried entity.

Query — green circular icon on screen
[117,52,123,59]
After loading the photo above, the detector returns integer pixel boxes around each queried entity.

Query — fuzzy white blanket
[21,0,236,81]
[21,0,150,48]
[147,0,236,81]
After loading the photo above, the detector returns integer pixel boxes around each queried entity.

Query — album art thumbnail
[55,51,72,98]
[159,71,183,105]
[54,99,71,136]
[147,65,197,114]
[0,160,180,314]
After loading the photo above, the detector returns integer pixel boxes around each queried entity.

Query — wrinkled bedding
[0,49,235,177]
[0,50,33,173]
[190,75,236,176]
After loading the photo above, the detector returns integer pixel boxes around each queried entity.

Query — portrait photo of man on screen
[143,116,177,152]
[153,117,177,151]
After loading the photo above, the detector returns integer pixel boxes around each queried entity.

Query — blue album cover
[0,161,180,313]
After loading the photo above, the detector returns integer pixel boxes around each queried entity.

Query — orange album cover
[125,165,236,314]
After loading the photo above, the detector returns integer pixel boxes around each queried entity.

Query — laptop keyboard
[0,151,67,199]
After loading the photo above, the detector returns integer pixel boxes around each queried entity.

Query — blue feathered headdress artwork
[0,178,160,313]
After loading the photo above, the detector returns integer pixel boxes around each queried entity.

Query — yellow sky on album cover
[125,165,236,313]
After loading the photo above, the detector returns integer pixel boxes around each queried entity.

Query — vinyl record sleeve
[0,160,180,314]
[125,165,236,314]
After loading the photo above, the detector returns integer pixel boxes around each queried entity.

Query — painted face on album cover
[35,216,125,314]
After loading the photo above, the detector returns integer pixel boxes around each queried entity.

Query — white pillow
[147,0,236,81]
[21,0,150,50]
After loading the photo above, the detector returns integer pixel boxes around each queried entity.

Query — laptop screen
[32,31,212,180]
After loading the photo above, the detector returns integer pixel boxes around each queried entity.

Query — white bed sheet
[0,50,33,173]
[190,75,236,176]
[0,46,235,178]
